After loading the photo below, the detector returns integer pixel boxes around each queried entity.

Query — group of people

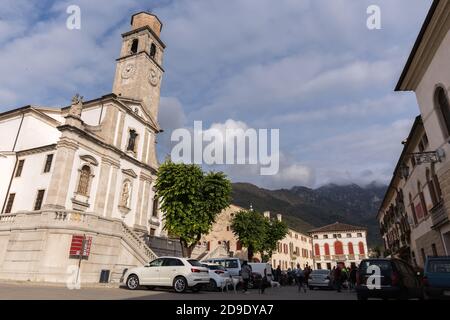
[239,261,359,294]
[331,263,358,292]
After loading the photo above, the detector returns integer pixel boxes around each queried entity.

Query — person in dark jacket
[334,264,343,292]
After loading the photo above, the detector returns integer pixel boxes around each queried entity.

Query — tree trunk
[247,246,254,261]
[180,240,192,258]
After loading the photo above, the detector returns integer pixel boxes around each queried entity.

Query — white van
[203,258,244,277]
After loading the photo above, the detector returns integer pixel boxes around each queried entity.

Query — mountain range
[231,182,387,247]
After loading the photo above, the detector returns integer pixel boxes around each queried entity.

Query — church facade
[0,12,165,283]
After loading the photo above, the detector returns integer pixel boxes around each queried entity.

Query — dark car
[356,258,423,300]
[423,256,450,299]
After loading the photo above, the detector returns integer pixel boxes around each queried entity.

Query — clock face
[149,69,159,86]
[121,63,136,79]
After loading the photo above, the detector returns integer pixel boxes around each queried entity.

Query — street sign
[69,234,92,258]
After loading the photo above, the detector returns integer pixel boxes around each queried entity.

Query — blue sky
[0,0,433,189]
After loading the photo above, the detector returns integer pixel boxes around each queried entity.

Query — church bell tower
[112,12,165,120]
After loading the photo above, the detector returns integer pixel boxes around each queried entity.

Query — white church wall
[0,116,22,151]
[7,151,55,212]
[14,115,60,151]
[81,106,105,126]
[0,155,17,212]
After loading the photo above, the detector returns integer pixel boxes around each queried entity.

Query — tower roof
[130,11,163,36]
[309,222,367,234]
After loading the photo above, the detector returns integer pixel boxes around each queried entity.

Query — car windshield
[312,270,329,275]
[187,259,204,267]
[224,260,238,268]
[207,265,224,270]
[359,260,392,274]
[428,260,450,273]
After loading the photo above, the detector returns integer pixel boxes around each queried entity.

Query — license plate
[444,291,450,296]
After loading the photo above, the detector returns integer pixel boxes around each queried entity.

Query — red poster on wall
[69,235,92,257]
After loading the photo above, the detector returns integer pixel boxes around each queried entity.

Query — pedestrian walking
[296,265,307,293]
[333,264,342,292]
[240,261,252,293]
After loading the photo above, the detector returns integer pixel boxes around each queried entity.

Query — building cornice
[396,0,448,91]
[16,144,57,157]
[57,123,158,175]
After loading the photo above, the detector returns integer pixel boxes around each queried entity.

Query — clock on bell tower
[112,11,165,120]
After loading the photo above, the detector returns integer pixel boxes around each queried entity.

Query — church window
[4,193,15,214]
[127,129,139,153]
[152,197,159,217]
[15,159,25,177]
[43,154,54,173]
[150,43,157,59]
[34,190,45,211]
[130,39,139,54]
[77,165,91,196]
[435,86,450,137]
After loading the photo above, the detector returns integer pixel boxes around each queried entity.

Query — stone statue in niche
[120,182,130,208]
[127,130,138,152]
[69,94,83,118]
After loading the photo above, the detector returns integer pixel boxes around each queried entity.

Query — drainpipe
[1,112,24,214]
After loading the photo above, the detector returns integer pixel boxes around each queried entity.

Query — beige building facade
[0,12,165,283]
[198,205,314,269]
[378,117,446,267]
[394,0,450,260]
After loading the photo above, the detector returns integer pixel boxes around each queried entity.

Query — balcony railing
[431,201,449,229]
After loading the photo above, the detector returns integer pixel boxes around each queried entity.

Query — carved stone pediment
[122,168,138,178]
[79,154,99,166]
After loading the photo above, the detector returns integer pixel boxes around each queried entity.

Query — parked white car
[203,263,231,291]
[122,257,210,293]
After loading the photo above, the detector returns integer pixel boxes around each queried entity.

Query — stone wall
[0,210,157,283]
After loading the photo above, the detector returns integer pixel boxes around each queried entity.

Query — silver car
[308,269,333,290]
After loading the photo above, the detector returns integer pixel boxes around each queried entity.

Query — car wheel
[173,276,187,293]
[209,279,218,291]
[126,274,139,290]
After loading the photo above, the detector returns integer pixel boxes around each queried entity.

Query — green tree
[231,210,288,261]
[230,210,266,261]
[155,161,231,258]
[259,218,288,262]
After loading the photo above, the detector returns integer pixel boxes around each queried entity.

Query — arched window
[324,243,330,256]
[358,242,365,255]
[150,43,156,58]
[418,181,428,217]
[334,241,344,255]
[130,39,139,54]
[409,193,418,225]
[435,87,450,137]
[426,169,438,206]
[314,244,320,257]
[77,165,91,196]
[348,242,354,255]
